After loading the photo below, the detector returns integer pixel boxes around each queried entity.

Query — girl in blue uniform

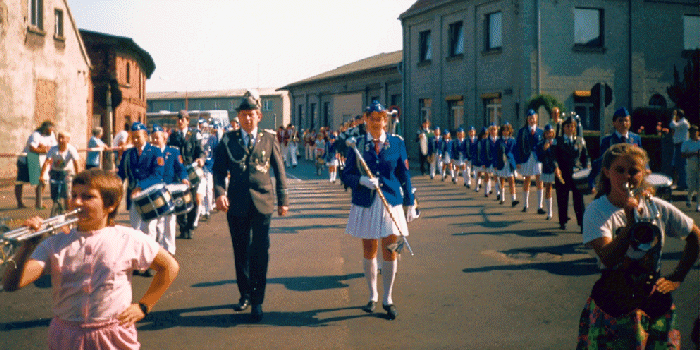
[496,123,518,205]
[536,124,559,219]
[428,127,442,179]
[450,128,468,185]
[473,128,487,192]
[342,101,417,321]
[482,124,500,198]
[440,130,453,181]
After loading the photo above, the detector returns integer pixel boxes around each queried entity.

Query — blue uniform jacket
[117,144,164,209]
[496,137,516,171]
[451,139,468,161]
[203,134,219,173]
[515,126,544,164]
[341,134,414,208]
[482,137,500,167]
[428,135,441,156]
[439,139,452,159]
[161,146,188,184]
[536,139,558,174]
[468,138,479,165]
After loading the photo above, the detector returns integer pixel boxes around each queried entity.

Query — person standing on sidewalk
[669,108,689,190]
[213,90,289,323]
[15,121,57,209]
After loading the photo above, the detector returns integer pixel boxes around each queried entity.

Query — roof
[146,88,286,100]
[79,29,156,78]
[278,50,402,91]
[399,0,453,20]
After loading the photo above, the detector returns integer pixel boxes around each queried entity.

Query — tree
[667,50,700,126]
[526,94,563,115]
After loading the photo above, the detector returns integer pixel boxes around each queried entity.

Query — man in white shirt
[669,108,689,190]
[15,121,57,209]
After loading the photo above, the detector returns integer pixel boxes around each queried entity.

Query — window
[448,99,464,129]
[263,100,273,111]
[297,105,304,127]
[684,15,700,50]
[574,94,597,130]
[54,9,63,37]
[574,8,604,48]
[448,21,464,57]
[485,12,502,51]
[483,97,501,126]
[390,94,401,108]
[419,98,432,122]
[29,0,43,30]
[310,103,317,130]
[419,30,432,62]
[323,102,330,127]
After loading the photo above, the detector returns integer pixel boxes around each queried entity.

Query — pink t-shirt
[31,225,160,323]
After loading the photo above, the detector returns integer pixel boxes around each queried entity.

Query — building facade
[80,29,155,151]
[146,89,291,131]
[0,0,91,179]
[278,51,403,134]
[400,0,699,155]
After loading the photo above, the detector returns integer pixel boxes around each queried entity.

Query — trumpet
[625,182,662,266]
[1,209,81,269]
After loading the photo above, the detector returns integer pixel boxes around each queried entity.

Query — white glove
[406,205,419,222]
[359,176,379,189]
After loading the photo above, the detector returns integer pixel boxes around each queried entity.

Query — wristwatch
[139,302,150,316]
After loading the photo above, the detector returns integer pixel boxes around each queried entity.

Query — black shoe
[362,301,377,313]
[537,208,546,215]
[383,304,397,320]
[233,298,250,311]
[250,304,263,323]
[185,230,192,239]
[512,200,519,207]
[522,207,527,213]
[559,223,566,230]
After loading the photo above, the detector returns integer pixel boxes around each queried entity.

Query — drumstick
[350,144,414,256]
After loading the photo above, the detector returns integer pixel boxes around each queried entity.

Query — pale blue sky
[68,0,415,92]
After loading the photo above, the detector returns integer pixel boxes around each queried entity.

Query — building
[80,29,155,156]
[0,0,91,180]
[400,0,699,155]
[278,51,403,133]
[146,89,291,131]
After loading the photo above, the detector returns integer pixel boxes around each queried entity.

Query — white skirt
[540,172,556,184]
[518,153,542,176]
[443,153,452,164]
[496,166,515,178]
[345,194,409,239]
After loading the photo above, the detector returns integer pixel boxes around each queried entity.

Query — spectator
[41,131,80,212]
[113,122,131,165]
[15,121,56,209]
[86,127,110,170]
[669,108,689,190]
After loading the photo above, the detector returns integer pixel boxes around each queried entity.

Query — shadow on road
[191,273,364,292]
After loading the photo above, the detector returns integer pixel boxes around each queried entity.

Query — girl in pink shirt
[3,169,180,349]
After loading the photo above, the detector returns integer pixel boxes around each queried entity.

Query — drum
[132,184,173,221]
[167,184,194,216]
[572,168,592,194]
[646,173,673,201]
[186,164,204,188]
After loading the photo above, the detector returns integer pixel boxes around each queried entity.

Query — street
[1,159,699,349]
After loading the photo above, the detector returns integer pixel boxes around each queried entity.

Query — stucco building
[0,0,91,180]
[279,51,403,133]
[399,0,698,156]
[146,88,291,131]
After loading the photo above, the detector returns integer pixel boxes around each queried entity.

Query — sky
[68,0,416,93]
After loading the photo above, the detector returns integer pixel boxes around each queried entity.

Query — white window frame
[684,15,700,50]
[29,0,43,29]
[486,12,502,50]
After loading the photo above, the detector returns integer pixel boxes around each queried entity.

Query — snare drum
[646,173,673,200]
[167,184,194,216]
[132,184,173,221]
[186,164,204,188]
[572,168,592,194]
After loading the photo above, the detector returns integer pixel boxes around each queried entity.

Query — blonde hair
[595,143,653,199]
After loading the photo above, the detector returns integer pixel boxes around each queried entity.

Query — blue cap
[503,121,510,126]
[150,124,164,134]
[367,100,385,113]
[544,124,553,131]
[434,126,440,131]
[444,130,451,135]
[527,109,537,116]
[131,122,147,132]
[457,127,465,133]
[468,126,475,131]
[613,107,630,119]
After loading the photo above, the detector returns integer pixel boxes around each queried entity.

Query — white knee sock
[523,190,530,208]
[364,258,378,303]
[537,189,544,209]
[382,259,397,305]
[546,198,552,218]
[463,171,469,186]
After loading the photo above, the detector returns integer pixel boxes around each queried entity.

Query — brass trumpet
[1,209,81,269]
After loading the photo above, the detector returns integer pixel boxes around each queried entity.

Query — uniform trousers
[156,213,177,255]
[226,204,271,305]
[555,175,584,226]
[177,188,199,234]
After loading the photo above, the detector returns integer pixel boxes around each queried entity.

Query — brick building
[80,29,155,158]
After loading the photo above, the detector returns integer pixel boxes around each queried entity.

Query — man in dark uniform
[213,90,289,323]
[553,116,589,231]
[167,111,204,239]
[416,118,432,175]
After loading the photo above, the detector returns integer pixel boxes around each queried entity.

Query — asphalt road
[1,159,698,349]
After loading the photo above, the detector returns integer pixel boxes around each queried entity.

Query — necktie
[621,136,627,144]
[248,134,255,150]
[373,140,381,155]
[531,129,535,136]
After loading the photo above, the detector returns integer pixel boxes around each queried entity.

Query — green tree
[667,50,700,125]
[526,94,563,115]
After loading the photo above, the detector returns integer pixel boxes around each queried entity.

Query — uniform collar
[615,131,630,139]
[367,131,386,143]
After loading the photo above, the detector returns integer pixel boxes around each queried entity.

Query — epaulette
[392,134,404,141]
[264,129,276,134]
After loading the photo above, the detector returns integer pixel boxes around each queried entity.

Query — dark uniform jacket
[167,127,203,165]
[553,136,589,180]
[515,126,544,164]
[117,144,164,209]
[212,129,288,216]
